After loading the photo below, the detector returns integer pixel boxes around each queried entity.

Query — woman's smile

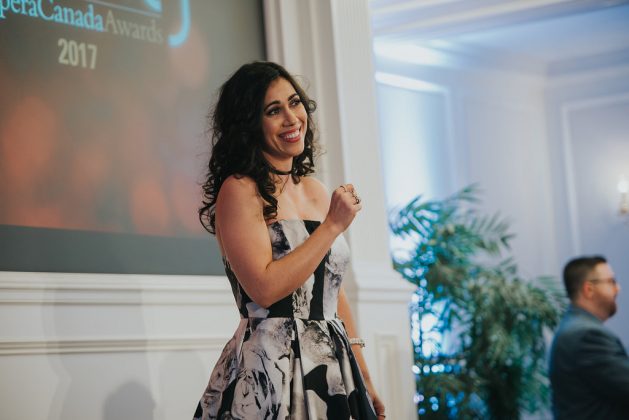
[279,127,301,143]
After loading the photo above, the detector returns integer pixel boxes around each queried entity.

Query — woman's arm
[337,286,386,418]
[215,175,359,308]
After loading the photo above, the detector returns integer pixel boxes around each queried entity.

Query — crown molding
[371,0,629,41]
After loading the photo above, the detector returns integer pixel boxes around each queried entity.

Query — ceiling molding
[374,39,548,75]
[370,0,463,15]
[371,0,629,41]
[548,47,629,77]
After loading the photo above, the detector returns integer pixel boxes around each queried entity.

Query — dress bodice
[223,219,350,320]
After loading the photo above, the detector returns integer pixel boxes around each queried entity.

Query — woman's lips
[279,128,301,143]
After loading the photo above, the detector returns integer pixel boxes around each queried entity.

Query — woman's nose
[282,109,298,125]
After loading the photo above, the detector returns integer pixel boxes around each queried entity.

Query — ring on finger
[353,193,361,204]
[340,185,347,192]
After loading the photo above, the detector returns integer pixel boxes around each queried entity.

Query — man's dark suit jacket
[549,305,629,419]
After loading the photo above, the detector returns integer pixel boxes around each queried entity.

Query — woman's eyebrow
[263,100,280,112]
[263,93,299,111]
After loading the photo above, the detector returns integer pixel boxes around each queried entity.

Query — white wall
[375,51,558,277]
[376,80,455,207]
[546,66,629,346]
[373,40,629,349]
[0,272,239,419]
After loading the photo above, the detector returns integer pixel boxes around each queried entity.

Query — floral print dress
[193,219,377,420]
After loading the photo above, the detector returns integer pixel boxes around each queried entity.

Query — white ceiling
[437,4,629,63]
[371,0,629,66]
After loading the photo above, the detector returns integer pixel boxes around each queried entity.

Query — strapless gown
[193,219,377,419]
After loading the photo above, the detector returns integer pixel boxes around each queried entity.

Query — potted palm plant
[389,185,565,419]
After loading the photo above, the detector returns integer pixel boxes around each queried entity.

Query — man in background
[549,255,629,419]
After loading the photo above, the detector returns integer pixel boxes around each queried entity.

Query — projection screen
[0,0,266,274]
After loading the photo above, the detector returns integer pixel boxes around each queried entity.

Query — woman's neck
[269,166,292,176]
[262,151,293,175]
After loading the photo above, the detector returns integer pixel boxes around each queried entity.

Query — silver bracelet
[348,337,365,348]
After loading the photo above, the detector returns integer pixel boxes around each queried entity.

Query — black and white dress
[193,219,377,419]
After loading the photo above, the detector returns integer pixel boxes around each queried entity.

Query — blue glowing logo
[141,0,189,47]
[143,0,191,47]
[167,0,189,47]
[143,0,161,13]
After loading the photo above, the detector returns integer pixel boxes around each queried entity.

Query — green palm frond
[391,185,565,420]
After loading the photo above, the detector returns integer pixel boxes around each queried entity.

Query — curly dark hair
[199,61,318,234]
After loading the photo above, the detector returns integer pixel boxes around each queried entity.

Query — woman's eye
[266,108,279,116]
[290,98,301,107]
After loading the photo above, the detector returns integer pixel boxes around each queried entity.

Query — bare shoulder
[301,176,330,200]
[216,175,263,221]
[217,175,260,203]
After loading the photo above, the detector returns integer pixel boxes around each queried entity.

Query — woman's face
[261,77,307,169]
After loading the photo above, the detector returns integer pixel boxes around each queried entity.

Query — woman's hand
[366,380,386,419]
[323,183,362,234]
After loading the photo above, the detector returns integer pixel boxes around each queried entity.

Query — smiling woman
[261,78,309,169]
[199,62,318,231]
[194,61,385,419]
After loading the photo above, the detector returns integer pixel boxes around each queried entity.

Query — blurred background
[373,1,629,416]
[0,0,627,418]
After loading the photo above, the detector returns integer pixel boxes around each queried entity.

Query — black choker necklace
[269,167,292,176]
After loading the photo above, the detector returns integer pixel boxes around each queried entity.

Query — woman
[194,61,385,419]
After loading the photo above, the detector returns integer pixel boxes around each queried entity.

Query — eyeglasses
[588,278,618,286]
